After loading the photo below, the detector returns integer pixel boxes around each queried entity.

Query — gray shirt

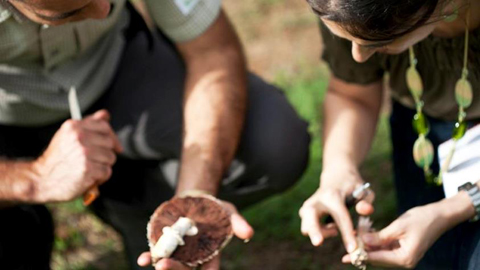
[0,0,221,126]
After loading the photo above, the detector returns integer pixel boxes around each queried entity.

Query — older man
[0,0,309,269]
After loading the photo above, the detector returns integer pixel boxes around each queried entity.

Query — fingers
[328,203,357,252]
[355,186,375,215]
[341,254,351,264]
[300,206,324,246]
[299,195,348,248]
[83,132,117,150]
[86,147,117,165]
[362,221,402,247]
[231,212,255,240]
[83,110,123,153]
[365,250,406,268]
[202,255,220,270]
[137,252,152,267]
[87,162,112,184]
[88,109,110,121]
[222,202,254,240]
[355,200,375,216]
[155,259,190,270]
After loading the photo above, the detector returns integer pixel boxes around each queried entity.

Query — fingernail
[311,236,321,246]
[244,238,251,243]
[347,243,357,253]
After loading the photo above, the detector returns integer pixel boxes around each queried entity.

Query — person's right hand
[33,109,122,203]
[299,169,375,253]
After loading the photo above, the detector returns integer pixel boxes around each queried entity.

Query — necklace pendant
[412,112,429,135]
[406,67,423,99]
[413,136,434,168]
[453,121,468,140]
[455,78,473,109]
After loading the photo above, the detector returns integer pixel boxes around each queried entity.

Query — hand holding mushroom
[137,196,254,270]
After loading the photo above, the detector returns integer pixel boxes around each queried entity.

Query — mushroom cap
[147,195,233,267]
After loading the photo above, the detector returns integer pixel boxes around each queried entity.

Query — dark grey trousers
[0,6,310,270]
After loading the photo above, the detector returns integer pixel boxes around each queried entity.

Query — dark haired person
[0,0,310,269]
[298,0,480,269]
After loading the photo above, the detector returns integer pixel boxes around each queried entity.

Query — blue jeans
[390,101,480,270]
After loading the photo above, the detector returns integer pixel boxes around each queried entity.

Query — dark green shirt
[320,22,480,121]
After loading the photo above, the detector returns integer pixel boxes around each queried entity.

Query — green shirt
[0,0,221,126]
[320,22,480,121]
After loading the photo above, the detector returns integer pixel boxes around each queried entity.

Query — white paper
[438,124,480,198]
[174,0,200,15]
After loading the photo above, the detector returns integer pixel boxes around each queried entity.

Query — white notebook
[438,124,480,198]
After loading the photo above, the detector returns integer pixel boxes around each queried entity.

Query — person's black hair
[307,0,446,41]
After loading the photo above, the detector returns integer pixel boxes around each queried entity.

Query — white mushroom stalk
[351,216,372,270]
[152,217,199,259]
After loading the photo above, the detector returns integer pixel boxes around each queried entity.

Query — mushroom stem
[152,217,198,259]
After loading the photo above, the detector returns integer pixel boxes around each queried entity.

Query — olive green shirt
[0,0,221,126]
[320,22,480,121]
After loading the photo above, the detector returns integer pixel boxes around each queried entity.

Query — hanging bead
[406,67,423,100]
[424,170,436,185]
[455,78,473,108]
[413,136,434,168]
[433,176,443,186]
[453,121,467,140]
[412,112,429,135]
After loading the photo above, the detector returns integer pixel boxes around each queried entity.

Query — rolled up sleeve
[144,0,221,43]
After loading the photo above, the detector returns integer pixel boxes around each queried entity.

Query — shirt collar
[0,2,29,23]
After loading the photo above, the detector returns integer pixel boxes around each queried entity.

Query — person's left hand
[341,204,449,269]
[137,200,254,270]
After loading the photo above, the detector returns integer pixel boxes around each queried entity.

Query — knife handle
[83,186,100,206]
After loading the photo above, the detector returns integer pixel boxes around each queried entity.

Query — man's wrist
[3,161,42,203]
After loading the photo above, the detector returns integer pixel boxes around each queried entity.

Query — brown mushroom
[147,195,233,267]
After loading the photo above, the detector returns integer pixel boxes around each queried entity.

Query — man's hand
[33,110,122,203]
[299,169,374,253]
[137,200,254,270]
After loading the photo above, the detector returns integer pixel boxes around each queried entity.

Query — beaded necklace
[406,3,472,185]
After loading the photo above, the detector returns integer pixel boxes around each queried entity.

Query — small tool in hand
[323,182,371,224]
[68,87,100,206]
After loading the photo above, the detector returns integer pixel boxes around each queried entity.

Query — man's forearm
[321,78,383,183]
[0,160,40,204]
[176,11,247,195]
